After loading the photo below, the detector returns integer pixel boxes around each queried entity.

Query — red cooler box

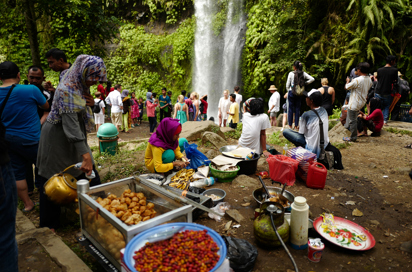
[286,147,317,181]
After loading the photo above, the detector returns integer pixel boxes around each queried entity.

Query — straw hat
[268,85,278,91]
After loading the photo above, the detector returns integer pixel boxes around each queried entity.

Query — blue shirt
[0,84,46,141]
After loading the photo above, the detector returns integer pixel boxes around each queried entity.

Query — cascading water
[193,0,246,120]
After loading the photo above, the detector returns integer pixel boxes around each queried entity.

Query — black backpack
[399,78,410,98]
[93,99,102,113]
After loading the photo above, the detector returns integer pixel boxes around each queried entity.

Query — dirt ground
[22,120,412,272]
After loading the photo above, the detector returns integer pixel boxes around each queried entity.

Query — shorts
[229,120,238,129]
[111,112,122,126]
[270,112,278,118]
[5,134,38,181]
[94,113,104,125]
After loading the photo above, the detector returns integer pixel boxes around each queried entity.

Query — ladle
[266,204,298,272]
[258,176,271,200]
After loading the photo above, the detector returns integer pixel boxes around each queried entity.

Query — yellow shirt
[227,102,239,124]
[144,143,184,173]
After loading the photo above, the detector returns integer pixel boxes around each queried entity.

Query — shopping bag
[184,142,211,169]
[266,155,299,186]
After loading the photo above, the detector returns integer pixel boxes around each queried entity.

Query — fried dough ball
[116,203,128,211]
[139,199,146,206]
[132,197,139,202]
[129,202,137,209]
[140,206,146,213]
[136,192,145,200]
[125,197,132,205]
[120,197,126,204]
[150,211,157,218]
[142,216,150,222]
[143,209,152,217]
[121,211,132,222]
[147,202,154,209]
[132,206,140,211]
[132,210,141,215]
[110,199,120,208]
[116,211,125,218]
[96,197,103,204]
[107,194,117,200]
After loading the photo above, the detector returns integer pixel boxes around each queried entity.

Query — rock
[201,132,228,149]
[369,163,377,169]
[220,127,235,134]
[328,122,351,144]
[243,196,251,203]
[257,157,268,167]
[370,220,380,226]
[224,221,232,231]
[226,209,245,223]
[232,175,262,190]
[181,121,224,141]
[352,208,363,217]
[276,114,283,127]
[205,149,220,160]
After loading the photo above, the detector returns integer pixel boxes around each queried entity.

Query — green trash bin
[97,123,119,155]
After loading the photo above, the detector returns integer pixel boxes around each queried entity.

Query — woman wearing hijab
[121,89,131,133]
[36,55,106,230]
[357,97,383,137]
[145,118,189,173]
[146,91,158,134]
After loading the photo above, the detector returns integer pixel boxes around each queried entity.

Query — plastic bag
[266,155,299,186]
[184,142,211,170]
[222,236,258,272]
[208,202,230,222]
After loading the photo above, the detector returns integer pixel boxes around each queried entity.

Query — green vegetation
[385,127,412,137]
[224,123,243,140]
[268,131,289,147]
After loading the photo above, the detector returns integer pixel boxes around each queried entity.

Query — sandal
[22,201,39,213]
[343,137,355,142]
[404,144,412,149]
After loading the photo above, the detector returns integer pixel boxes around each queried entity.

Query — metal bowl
[219,145,238,154]
[253,186,295,210]
[201,188,226,206]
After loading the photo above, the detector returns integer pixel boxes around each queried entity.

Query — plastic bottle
[290,196,309,250]
[283,144,288,156]
[190,177,216,188]
[246,152,254,160]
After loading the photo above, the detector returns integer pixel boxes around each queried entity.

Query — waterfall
[193,0,246,120]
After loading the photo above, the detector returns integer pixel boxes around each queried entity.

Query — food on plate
[169,169,195,190]
[268,192,290,207]
[95,190,157,225]
[133,229,220,272]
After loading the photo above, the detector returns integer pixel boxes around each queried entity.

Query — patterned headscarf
[244,97,255,113]
[47,55,107,132]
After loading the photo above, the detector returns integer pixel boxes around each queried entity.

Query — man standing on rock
[343,62,373,142]
[374,55,398,125]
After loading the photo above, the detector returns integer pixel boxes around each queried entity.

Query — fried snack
[94,189,157,226]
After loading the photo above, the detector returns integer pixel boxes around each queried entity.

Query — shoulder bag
[312,109,334,169]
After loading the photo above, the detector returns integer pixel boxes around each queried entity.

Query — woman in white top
[286,61,315,130]
[218,90,232,127]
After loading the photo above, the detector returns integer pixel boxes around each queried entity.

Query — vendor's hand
[263,150,271,157]
[81,153,93,176]
[173,161,187,170]
[84,93,95,107]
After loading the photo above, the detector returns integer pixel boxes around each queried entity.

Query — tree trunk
[22,0,41,67]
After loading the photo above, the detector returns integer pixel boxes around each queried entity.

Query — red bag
[266,155,299,186]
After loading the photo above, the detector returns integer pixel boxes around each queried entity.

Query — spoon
[258,176,271,201]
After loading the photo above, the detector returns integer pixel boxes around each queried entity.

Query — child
[227,94,239,129]
[146,92,159,134]
[173,95,189,124]
[138,97,144,125]
[357,97,383,137]
[130,92,140,127]
[121,90,131,133]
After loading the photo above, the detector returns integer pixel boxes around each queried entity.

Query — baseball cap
[0,61,19,79]
[303,89,321,98]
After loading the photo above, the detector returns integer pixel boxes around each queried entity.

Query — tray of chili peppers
[124,223,227,272]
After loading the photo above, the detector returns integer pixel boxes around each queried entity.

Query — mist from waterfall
[193,0,246,120]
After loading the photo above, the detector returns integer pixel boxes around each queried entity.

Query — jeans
[282,129,306,148]
[344,109,358,141]
[149,117,157,132]
[0,162,18,272]
[288,91,301,128]
[6,134,39,181]
[39,165,101,229]
[375,93,393,123]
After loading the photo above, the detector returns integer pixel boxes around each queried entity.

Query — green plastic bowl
[210,165,240,183]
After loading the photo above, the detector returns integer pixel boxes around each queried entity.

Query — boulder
[202,132,228,149]
[232,175,261,190]
[181,121,224,141]
[257,157,269,172]
[276,113,283,127]
[205,149,220,160]
[328,122,351,144]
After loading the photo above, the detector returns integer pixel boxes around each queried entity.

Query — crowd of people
[0,47,410,270]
